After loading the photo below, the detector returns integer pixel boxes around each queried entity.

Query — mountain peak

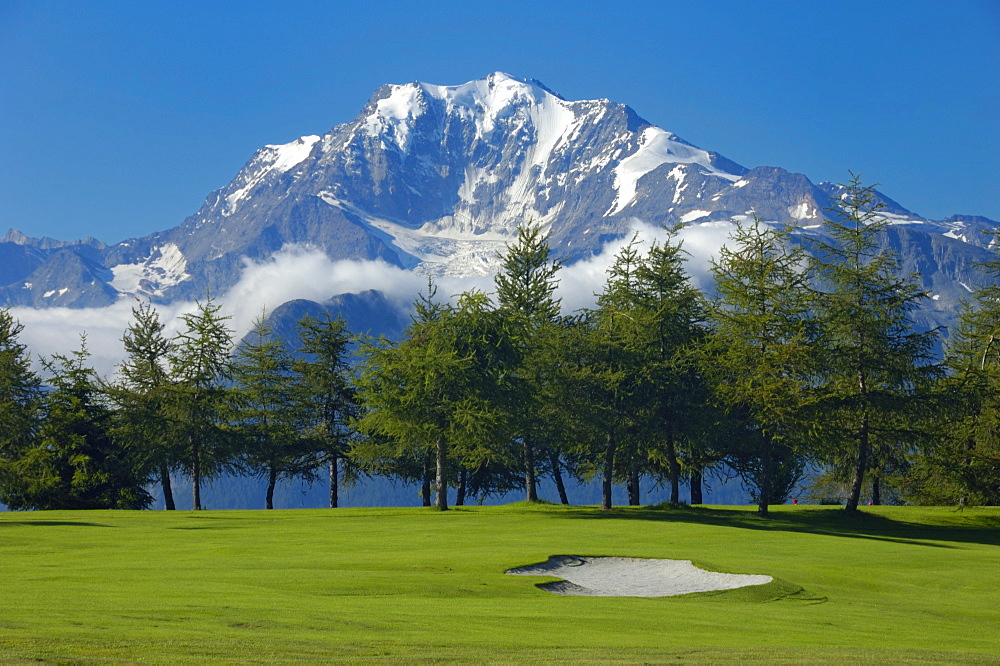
[3,75,989,315]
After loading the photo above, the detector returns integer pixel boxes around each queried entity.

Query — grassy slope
[1,504,998,663]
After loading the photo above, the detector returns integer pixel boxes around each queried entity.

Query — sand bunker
[506,555,772,597]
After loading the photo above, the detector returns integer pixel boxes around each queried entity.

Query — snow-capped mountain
[1,72,995,313]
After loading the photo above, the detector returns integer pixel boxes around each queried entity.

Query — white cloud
[11,299,195,379]
[9,225,741,379]
[221,246,426,336]
[557,219,738,311]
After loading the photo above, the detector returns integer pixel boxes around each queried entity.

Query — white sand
[506,555,772,597]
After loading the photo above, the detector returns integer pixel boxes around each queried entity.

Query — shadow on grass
[544,504,1000,548]
[0,520,116,528]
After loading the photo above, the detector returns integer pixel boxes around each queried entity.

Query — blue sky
[1,0,998,244]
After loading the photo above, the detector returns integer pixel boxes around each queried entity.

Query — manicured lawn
[1,503,998,663]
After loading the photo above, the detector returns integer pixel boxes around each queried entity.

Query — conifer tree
[353,286,514,510]
[703,217,817,516]
[559,237,647,510]
[294,313,358,509]
[110,301,177,509]
[633,229,708,503]
[232,314,313,509]
[493,223,563,502]
[168,295,235,510]
[6,339,151,509]
[809,175,941,512]
[0,309,42,505]
[923,229,1000,504]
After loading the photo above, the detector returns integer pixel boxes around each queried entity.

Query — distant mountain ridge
[1,72,995,327]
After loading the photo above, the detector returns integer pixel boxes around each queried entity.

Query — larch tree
[493,223,563,502]
[168,295,236,511]
[0,309,42,506]
[703,217,817,516]
[294,313,358,509]
[110,301,178,509]
[920,229,1000,505]
[7,339,151,510]
[632,229,709,504]
[564,237,648,510]
[232,314,314,510]
[353,287,514,510]
[809,175,941,512]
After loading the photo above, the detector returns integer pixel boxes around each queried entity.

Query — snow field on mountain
[109,243,191,296]
[224,135,319,212]
[610,128,718,215]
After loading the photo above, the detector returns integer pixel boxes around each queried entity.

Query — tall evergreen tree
[703,217,817,516]
[294,313,358,509]
[560,238,647,510]
[168,295,235,510]
[599,238,651,506]
[109,301,177,509]
[0,309,42,505]
[632,230,709,504]
[923,229,1000,505]
[232,314,314,509]
[6,339,151,510]
[493,223,563,502]
[353,287,514,510]
[809,175,941,512]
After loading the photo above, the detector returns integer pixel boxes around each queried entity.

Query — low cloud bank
[11,221,739,378]
[558,219,737,312]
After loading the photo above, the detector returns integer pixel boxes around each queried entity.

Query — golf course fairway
[1,503,997,663]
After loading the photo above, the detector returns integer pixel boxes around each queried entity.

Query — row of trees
[0,299,356,512]
[1,176,998,513]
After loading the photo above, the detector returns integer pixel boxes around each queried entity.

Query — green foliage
[0,309,42,503]
[167,295,236,510]
[493,223,565,502]
[916,228,1000,505]
[231,314,315,509]
[549,238,654,511]
[494,222,562,323]
[294,312,359,508]
[703,216,817,514]
[809,174,942,511]
[107,301,178,508]
[631,228,712,503]
[5,339,151,510]
[353,286,516,509]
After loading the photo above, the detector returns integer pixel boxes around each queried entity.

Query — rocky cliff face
[1,73,994,329]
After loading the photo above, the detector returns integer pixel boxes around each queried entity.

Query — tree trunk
[846,373,870,513]
[421,455,432,507]
[191,435,202,511]
[846,410,870,513]
[524,438,537,502]
[627,467,640,506]
[666,430,680,504]
[160,464,175,511]
[757,438,772,517]
[265,465,277,510]
[456,467,467,506]
[435,437,448,511]
[550,453,569,505]
[871,472,881,506]
[602,431,615,511]
[690,467,703,505]
[329,456,339,509]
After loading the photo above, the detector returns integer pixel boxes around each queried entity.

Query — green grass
[1,503,998,663]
